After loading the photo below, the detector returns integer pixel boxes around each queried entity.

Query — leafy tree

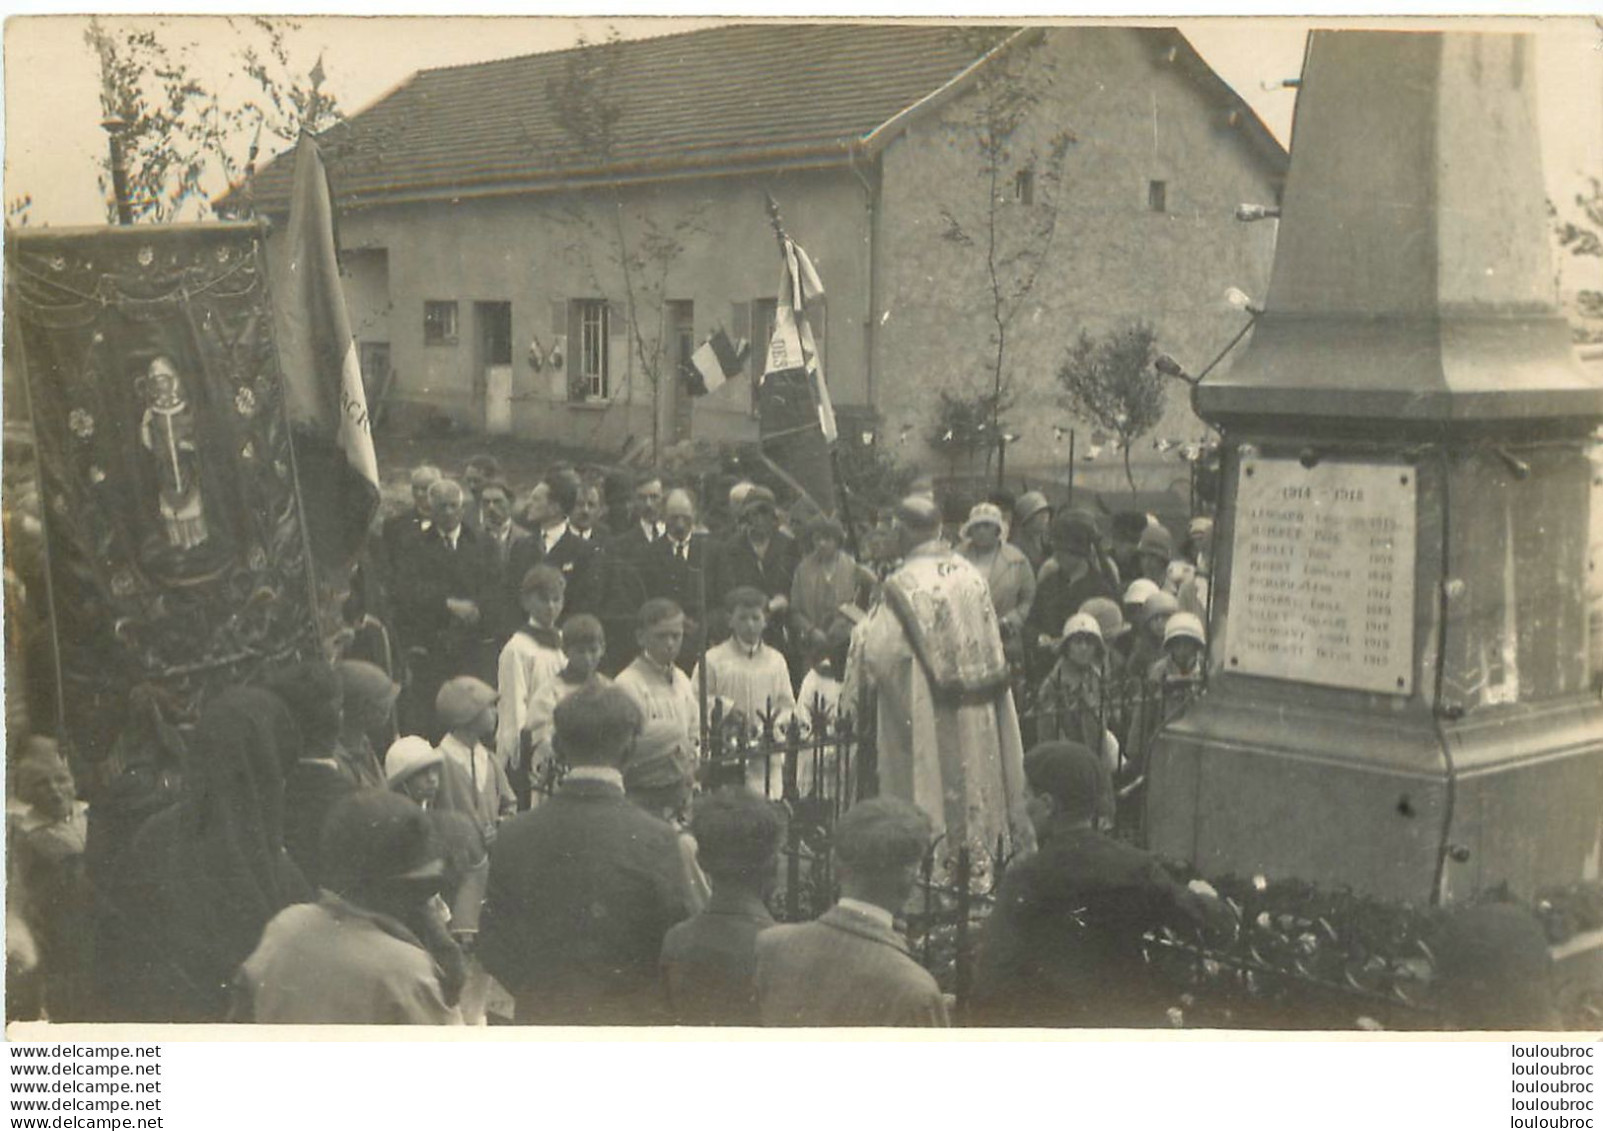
[84,16,341,223]
[539,32,705,467]
[1553,176,1603,342]
[1056,322,1165,495]
[934,28,1076,480]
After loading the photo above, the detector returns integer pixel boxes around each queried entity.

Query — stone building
[243,23,1286,490]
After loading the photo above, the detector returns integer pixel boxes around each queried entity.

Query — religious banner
[758,232,835,511]
[7,223,323,775]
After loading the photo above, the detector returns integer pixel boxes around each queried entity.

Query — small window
[424,301,459,345]
[1148,180,1168,213]
[575,299,610,400]
[1014,169,1035,206]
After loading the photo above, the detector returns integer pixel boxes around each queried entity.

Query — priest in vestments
[846,497,1036,870]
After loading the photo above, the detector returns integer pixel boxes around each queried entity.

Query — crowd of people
[6,453,1238,1027]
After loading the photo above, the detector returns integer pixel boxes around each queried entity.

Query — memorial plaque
[1226,459,1417,695]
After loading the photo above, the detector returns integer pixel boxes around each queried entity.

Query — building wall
[871,27,1281,495]
[331,166,872,455]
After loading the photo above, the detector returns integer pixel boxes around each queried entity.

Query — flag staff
[761,192,861,560]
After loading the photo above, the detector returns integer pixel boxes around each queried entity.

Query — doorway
[475,301,513,435]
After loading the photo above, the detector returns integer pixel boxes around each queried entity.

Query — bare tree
[84,16,341,223]
[1057,322,1166,495]
[541,33,705,466]
[934,29,1076,481]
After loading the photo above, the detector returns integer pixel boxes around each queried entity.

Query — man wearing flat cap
[844,496,1035,871]
[754,797,948,1027]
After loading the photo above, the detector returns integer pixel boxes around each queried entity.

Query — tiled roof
[239,23,1285,212]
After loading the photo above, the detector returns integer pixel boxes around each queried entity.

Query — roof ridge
[407,20,765,79]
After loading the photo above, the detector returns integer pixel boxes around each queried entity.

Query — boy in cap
[435,676,515,836]
[496,565,567,799]
[335,660,401,789]
[615,598,700,757]
[235,790,462,1024]
[755,796,948,1027]
[972,741,1216,1027]
[480,685,696,1024]
[661,787,787,1026]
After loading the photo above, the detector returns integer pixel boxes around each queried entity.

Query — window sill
[424,338,459,347]
[566,398,613,411]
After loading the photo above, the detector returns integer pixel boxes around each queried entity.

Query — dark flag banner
[758,236,837,511]
[7,223,323,775]
[269,134,381,573]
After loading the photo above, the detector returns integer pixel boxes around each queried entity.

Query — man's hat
[741,485,778,515]
[1050,511,1097,556]
[320,791,445,891]
[384,735,442,787]
[435,676,497,730]
[623,720,696,792]
[1138,524,1175,559]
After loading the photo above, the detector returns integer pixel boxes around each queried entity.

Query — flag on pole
[686,328,748,396]
[763,237,837,443]
[758,230,836,510]
[271,133,381,571]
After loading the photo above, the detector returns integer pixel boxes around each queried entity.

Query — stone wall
[871,27,1281,494]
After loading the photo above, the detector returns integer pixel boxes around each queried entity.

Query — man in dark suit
[646,487,714,673]
[660,786,785,1025]
[594,474,663,675]
[393,478,497,737]
[479,684,696,1025]
[508,475,597,619]
[381,464,440,569]
[970,740,1219,1028]
[754,797,949,1027]
[708,485,799,652]
[477,478,532,644]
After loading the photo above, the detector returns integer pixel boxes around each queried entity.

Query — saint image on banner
[137,355,208,552]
